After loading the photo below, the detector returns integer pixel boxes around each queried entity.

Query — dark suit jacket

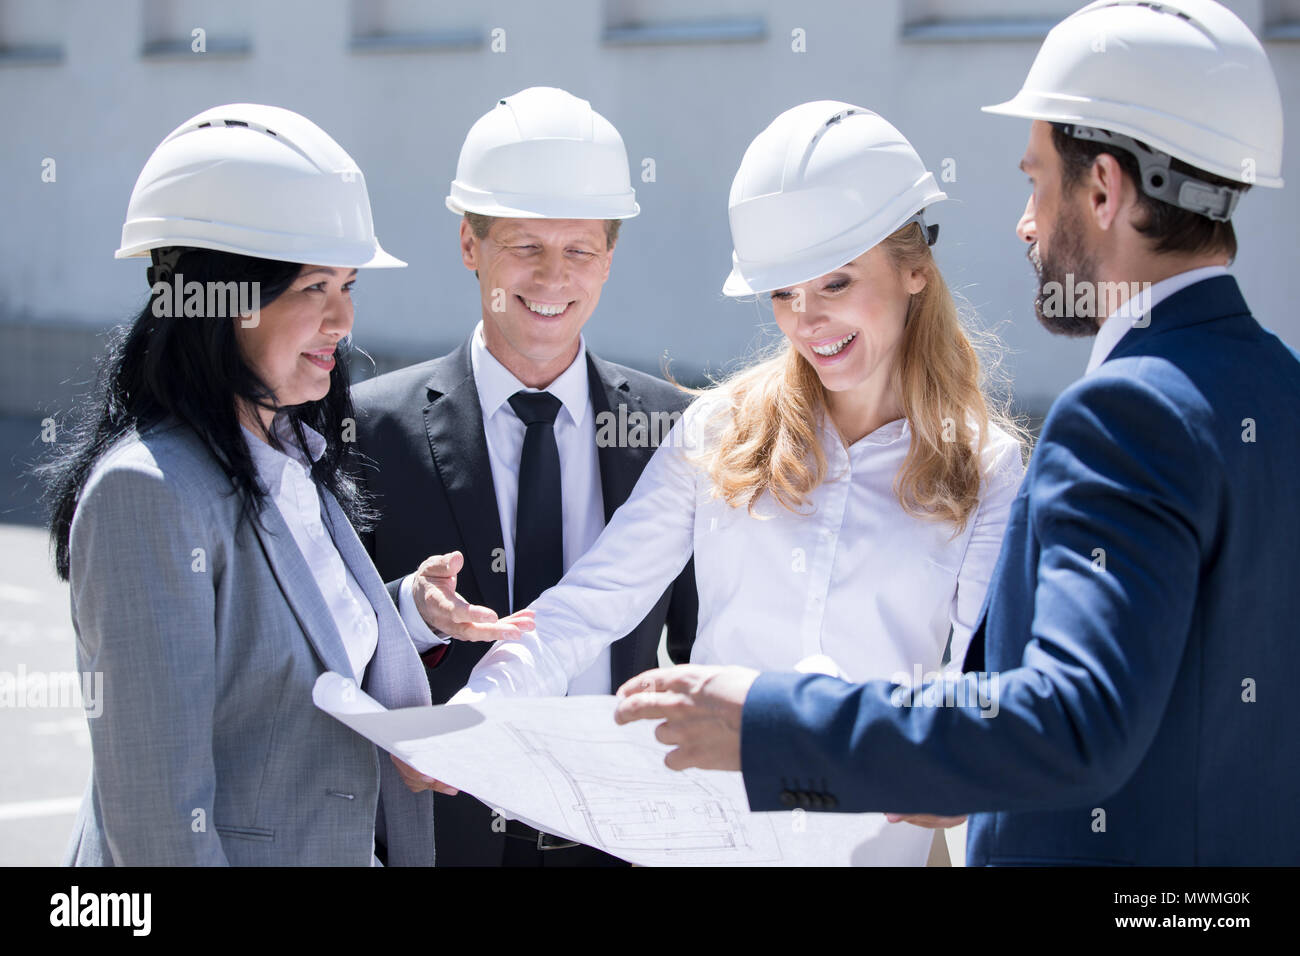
[351,337,699,865]
[740,275,1300,865]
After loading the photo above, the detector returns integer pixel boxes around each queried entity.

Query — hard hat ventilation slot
[823,109,860,129]
[797,108,866,176]
[1128,2,1193,23]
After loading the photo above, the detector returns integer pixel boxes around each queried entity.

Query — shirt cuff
[399,573,450,653]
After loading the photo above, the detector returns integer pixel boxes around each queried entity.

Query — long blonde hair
[692,221,1024,534]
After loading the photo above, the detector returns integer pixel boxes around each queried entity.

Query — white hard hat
[984,0,1284,219]
[446,87,639,220]
[116,103,404,267]
[723,102,947,297]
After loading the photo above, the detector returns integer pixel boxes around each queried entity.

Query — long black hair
[39,246,374,581]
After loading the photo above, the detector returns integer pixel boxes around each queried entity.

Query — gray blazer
[62,419,435,866]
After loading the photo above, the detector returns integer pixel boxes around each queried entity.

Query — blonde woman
[444,103,1026,865]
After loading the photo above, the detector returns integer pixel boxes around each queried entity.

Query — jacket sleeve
[741,369,1214,815]
[69,462,230,865]
[452,408,703,700]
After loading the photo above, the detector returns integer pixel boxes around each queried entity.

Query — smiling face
[233,264,356,428]
[461,217,614,388]
[1018,120,1100,337]
[770,243,926,400]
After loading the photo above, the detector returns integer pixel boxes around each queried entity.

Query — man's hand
[390,754,459,795]
[613,664,760,772]
[412,551,535,641]
[884,813,967,829]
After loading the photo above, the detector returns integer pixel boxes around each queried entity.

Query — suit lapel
[421,342,510,615]
[321,491,402,647]
[587,353,640,524]
[248,501,356,680]
[320,490,431,704]
[586,353,648,682]
[412,346,664,680]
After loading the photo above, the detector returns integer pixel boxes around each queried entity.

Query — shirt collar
[241,412,327,489]
[824,414,911,462]
[469,320,590,427]
[1086,265,1230,373]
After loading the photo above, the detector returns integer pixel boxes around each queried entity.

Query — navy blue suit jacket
[741,276,1300,865]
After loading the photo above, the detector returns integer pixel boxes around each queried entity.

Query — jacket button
[824,793,838,810]
[779,790,797,808]
[796,791,812,809]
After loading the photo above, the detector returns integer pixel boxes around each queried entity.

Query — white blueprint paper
[313,672,928,866]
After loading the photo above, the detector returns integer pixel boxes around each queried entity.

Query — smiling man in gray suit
[352,87,698,866]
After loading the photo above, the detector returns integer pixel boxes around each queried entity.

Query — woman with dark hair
[40,104,496,865]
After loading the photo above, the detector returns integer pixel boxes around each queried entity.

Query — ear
[601,240,614,282]
[1088,152,1129,232]
[905,265,928,296]
[459,218,479,272]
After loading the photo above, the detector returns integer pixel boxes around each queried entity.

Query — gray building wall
[3,0,1298,421]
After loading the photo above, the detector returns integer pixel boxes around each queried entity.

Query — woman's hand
[411,550,536,641]
[391,754,459,795]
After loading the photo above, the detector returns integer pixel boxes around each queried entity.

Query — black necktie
[508,390,564,611]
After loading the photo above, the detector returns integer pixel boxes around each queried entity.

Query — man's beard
[1029,201,1101,338]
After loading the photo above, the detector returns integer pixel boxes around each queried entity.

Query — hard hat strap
[1062,125,1242,222]
[901,212,940,247]
[147,247,184,288]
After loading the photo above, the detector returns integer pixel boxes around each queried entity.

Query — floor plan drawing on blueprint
[506,723,784,863]
[313,672,932,866]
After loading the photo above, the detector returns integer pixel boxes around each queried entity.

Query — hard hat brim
[115,233,407,269]
[723,197,947,298]
[981,96,1285,189]
[445,194,639,220]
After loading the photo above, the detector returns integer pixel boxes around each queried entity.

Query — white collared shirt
[399,321,611,695]
[1086,265,1230,373]
[456,392,1025,692]
[241,415,379,683]
[452,396,1024,864]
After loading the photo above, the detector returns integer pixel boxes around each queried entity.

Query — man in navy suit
[614,0,1300,865]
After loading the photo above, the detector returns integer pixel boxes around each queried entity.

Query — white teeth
[524,298,567,316]
[811,332,857,356]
